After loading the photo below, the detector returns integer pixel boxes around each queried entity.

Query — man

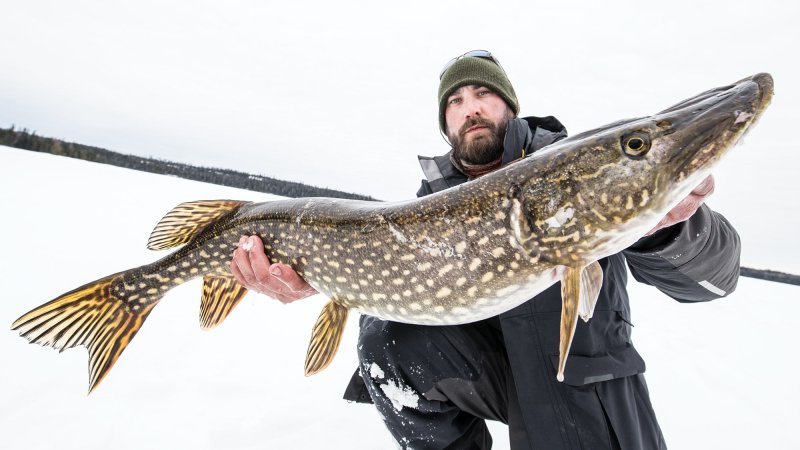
[230,51,739,449]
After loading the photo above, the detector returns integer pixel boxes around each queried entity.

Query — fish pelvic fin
[579,261,603,322]
[147,200,250,250]
[11,272,157,394]
[200,275,248,329]
[556,262,603,382]
[304,300,349,376]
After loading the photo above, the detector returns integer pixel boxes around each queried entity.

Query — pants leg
[596,374,667,450]
[356,315,515,450]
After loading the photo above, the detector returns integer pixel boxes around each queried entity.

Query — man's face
[445,85,514,165]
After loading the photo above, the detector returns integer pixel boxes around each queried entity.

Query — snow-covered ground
[1,145,798,449]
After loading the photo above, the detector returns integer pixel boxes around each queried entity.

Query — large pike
[12,73,773,392]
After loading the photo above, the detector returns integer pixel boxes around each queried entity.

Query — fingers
[691,175,715,199]
[269,263,315,293]
[644,175,715,236]
[669,175,714,222]
[230,235,317,304]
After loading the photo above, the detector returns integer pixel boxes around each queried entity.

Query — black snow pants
[344,315,653,449]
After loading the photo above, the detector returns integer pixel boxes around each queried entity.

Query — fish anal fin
[200,275,248,329]
[579,261,603,322]
[147,200,250,250]
[304,300,349,376]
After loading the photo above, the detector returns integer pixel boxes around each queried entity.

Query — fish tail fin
[11,270,158,393]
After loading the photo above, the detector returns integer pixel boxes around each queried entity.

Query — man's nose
[463,97,482,119]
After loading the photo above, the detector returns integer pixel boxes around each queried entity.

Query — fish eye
[621,133,650,158]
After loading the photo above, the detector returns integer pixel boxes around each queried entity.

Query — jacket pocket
[616,310,634,327]
[548,345,646,387]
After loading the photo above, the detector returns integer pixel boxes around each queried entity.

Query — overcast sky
[2,0,798,201]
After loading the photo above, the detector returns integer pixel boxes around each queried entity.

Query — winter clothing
[438,56,520,134]
[343,116,741,449]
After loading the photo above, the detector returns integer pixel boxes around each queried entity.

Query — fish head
[641,72,773,189]
[508,73,773,262]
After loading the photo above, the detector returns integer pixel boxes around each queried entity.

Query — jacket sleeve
[622,204,741,303]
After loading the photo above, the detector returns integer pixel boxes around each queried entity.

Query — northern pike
[12,73,773,393]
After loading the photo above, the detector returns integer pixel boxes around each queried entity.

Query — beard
[449,115,509,165]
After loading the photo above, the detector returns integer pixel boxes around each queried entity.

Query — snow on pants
[343,315,625,449]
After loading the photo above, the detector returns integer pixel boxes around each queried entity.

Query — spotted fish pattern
[12,73,773,392]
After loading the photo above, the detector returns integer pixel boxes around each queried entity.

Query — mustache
[458,117,496,138]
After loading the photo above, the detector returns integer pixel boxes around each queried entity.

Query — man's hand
[230,235,318,304]
[645,175,715,236]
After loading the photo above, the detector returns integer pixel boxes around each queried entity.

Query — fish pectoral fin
[200,275,248,329]
[147,200,250,250]
[304,300,349,376]
[579,261,603,322]
[556,262,604,382]
[556,266,583,382]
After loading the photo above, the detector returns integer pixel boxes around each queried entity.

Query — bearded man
[231,51,739,449]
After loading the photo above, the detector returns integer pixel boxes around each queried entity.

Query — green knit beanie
[438,56,520,134]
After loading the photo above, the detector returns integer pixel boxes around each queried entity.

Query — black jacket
[346,116,741,449]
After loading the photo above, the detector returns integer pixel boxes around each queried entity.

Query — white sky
[1,0,798,201]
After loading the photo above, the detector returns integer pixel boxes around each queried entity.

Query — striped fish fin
[11,272,156,393]
[579,261,603,322]
[199,275,248,329]
[557,266,582,383]
[147,200,250,250]
[304,300,349,376]
[555,262,603,382]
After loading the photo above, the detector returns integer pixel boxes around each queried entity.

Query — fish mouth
[658,73,773,118]
[659,73,773,173]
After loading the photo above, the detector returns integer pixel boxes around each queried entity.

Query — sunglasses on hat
[439,50,506,79]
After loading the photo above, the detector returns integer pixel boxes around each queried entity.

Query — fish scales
[11,73,773,391]
[228,188,562,325]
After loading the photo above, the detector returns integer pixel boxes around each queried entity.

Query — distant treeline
[0,126,377,201]
[739,267,800,286]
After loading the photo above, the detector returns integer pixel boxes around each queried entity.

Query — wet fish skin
[11,73,773,392]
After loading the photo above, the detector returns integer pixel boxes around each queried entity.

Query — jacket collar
[418,116,568,193]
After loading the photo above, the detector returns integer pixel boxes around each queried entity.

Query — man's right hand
[230,235,318,304]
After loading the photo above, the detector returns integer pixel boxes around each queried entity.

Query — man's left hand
[645,175,715,236]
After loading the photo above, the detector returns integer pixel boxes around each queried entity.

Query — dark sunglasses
[439,50,506,79]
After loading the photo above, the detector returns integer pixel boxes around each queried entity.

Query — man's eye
[477,90,490,96]
[449,97,462,105]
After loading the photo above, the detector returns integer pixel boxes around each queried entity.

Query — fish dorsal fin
[304,300,349,376]
[200,275,248,329]
[579,261,603,322]
[147,200,249,250]
[556,262,603,383]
